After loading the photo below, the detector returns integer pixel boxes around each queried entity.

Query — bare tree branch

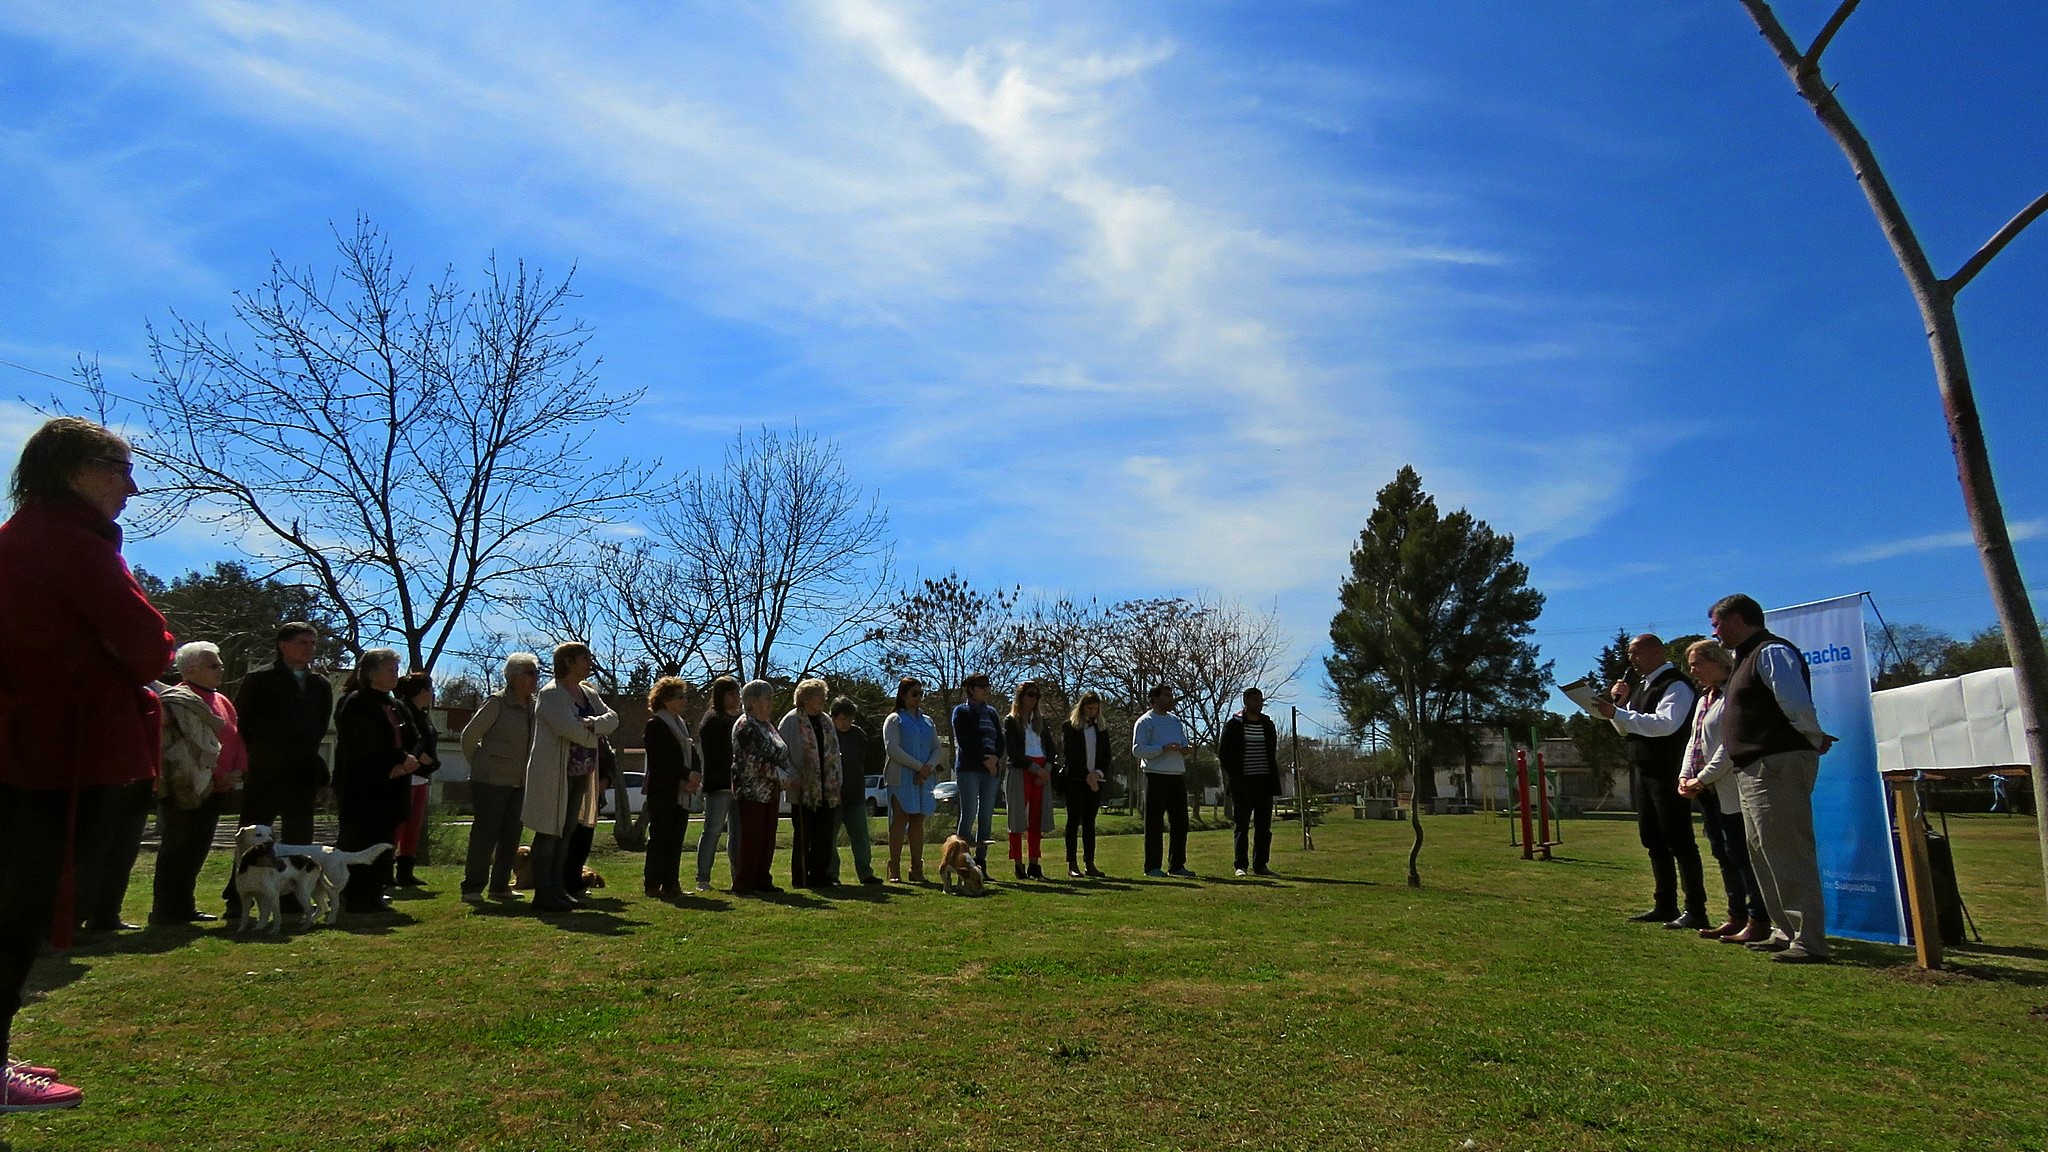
[1947,189,2048,295]
[1800,0,1862,70]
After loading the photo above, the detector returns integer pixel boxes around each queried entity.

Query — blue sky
[2,0,2043,726]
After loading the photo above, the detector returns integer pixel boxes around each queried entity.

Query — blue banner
[1769,593,1906,945]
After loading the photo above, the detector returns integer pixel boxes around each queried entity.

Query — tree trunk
[1743,0,2048,916]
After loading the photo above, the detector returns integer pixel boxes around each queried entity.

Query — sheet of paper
[1558,676,1607,716]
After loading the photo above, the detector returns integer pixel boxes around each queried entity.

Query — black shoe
[1014,861,1027,880]
[859,876,884,886]
[1664,911,1709,931]
[1027,862,1045,880]
[1068,866,1085,878]
[531,893,576,913]
[84,920,141,933]
[1253,867,1278,877]
[1084,866,1106,878]
[1627,908,1679,923]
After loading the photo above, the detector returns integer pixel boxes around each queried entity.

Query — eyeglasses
[91,456,135,479]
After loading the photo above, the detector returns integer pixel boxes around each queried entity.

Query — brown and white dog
[509,845,605,892]
[938,835,987,897]
[233,825,392,925]
[234,841,326,933]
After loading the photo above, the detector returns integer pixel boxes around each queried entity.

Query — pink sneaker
[5,1058,58,1080]
[0,1066,82,1112]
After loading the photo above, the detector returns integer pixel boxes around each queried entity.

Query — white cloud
[0,0,1662,693]
[1835,519,2047,565]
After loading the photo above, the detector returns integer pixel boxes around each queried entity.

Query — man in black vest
[1711,594,1835,963]
[1593,633,1709,929]
[1220,689,1282,878]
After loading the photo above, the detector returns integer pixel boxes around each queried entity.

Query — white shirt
[1023,724,1044,760]
[1084,726,1098,773]
[1608,663,1696,739]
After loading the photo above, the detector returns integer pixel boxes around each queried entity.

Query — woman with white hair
[779,677,842,889]
[522,642,618,913]
[731,680,791,894]
[148,641,246,926]
[458,652,541,902]
[333,647,419,914]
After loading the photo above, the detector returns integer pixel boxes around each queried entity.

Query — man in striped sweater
[1220,689,1282,877]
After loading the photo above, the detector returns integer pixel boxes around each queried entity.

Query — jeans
[828,796,876,883]
[462,781,525,894]
[1144,773,1188,872]
[1698,790,1768,924]
[955,770,1000,867]
[696,790,738,887]
[151,793,225,921]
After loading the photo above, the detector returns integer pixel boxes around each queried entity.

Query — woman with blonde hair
[882,678,944,882]
[1678,638,1772,944]
[1002,680,1059,880]
[642,677,699,898]
[779,677,842,888]
[1059,690,1112,878]
[521,642,618,912]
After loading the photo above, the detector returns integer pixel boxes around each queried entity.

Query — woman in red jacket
[0,418,172,1113]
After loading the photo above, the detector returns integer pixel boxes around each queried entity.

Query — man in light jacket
[1132,684,1196,879]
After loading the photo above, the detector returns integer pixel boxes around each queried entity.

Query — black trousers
[1636,767,1708,916]
[76,779,152,929]
[561,776,596,894]
[336,786,401,912]
[1143,773,1188,872]
[1,785,75,1062]
[789,802,836,887]
[151,794,225,921]
[1232,787,1275,872]
[643,793,686,891]
[237,769,319,845]
[1062,783,1100,867]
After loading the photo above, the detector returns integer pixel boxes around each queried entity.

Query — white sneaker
[1234,867,1249,877]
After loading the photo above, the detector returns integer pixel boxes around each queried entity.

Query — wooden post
[1889,776,1942,970]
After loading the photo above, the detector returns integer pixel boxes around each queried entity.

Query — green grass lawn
[9,811,2047,1151]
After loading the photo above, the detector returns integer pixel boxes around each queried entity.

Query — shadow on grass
[522,904,650,935]
[1282,876,1379,887]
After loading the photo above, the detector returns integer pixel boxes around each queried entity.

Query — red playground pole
[1515,747,1534,860]
[1534,746,1553,861]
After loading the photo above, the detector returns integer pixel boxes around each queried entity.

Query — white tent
[1872,667,2026,774]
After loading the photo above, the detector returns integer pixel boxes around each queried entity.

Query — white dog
[233,825,393,925]
[234,842,326,933]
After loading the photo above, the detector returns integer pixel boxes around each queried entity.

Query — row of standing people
[1596,594,1837,964]
[453,661,1292,904]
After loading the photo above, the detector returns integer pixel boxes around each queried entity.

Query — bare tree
[119,218,650,672]
[1741,1,2048,911]
[1172,595,1305,817]
[663,425,893,682]
[1009,593,1117,715]
[874,571,1021,712]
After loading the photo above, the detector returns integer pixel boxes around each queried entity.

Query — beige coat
[521,680,619,835]
[777,707,842,808]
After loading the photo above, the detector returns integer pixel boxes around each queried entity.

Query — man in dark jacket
[1593,633,1709,930]
[1219,689,1282,877]
[234,622,332,846]
[223,623,331,916]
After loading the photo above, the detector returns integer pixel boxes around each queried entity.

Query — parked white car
[596,771,646,818]
[863,774,889,816]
